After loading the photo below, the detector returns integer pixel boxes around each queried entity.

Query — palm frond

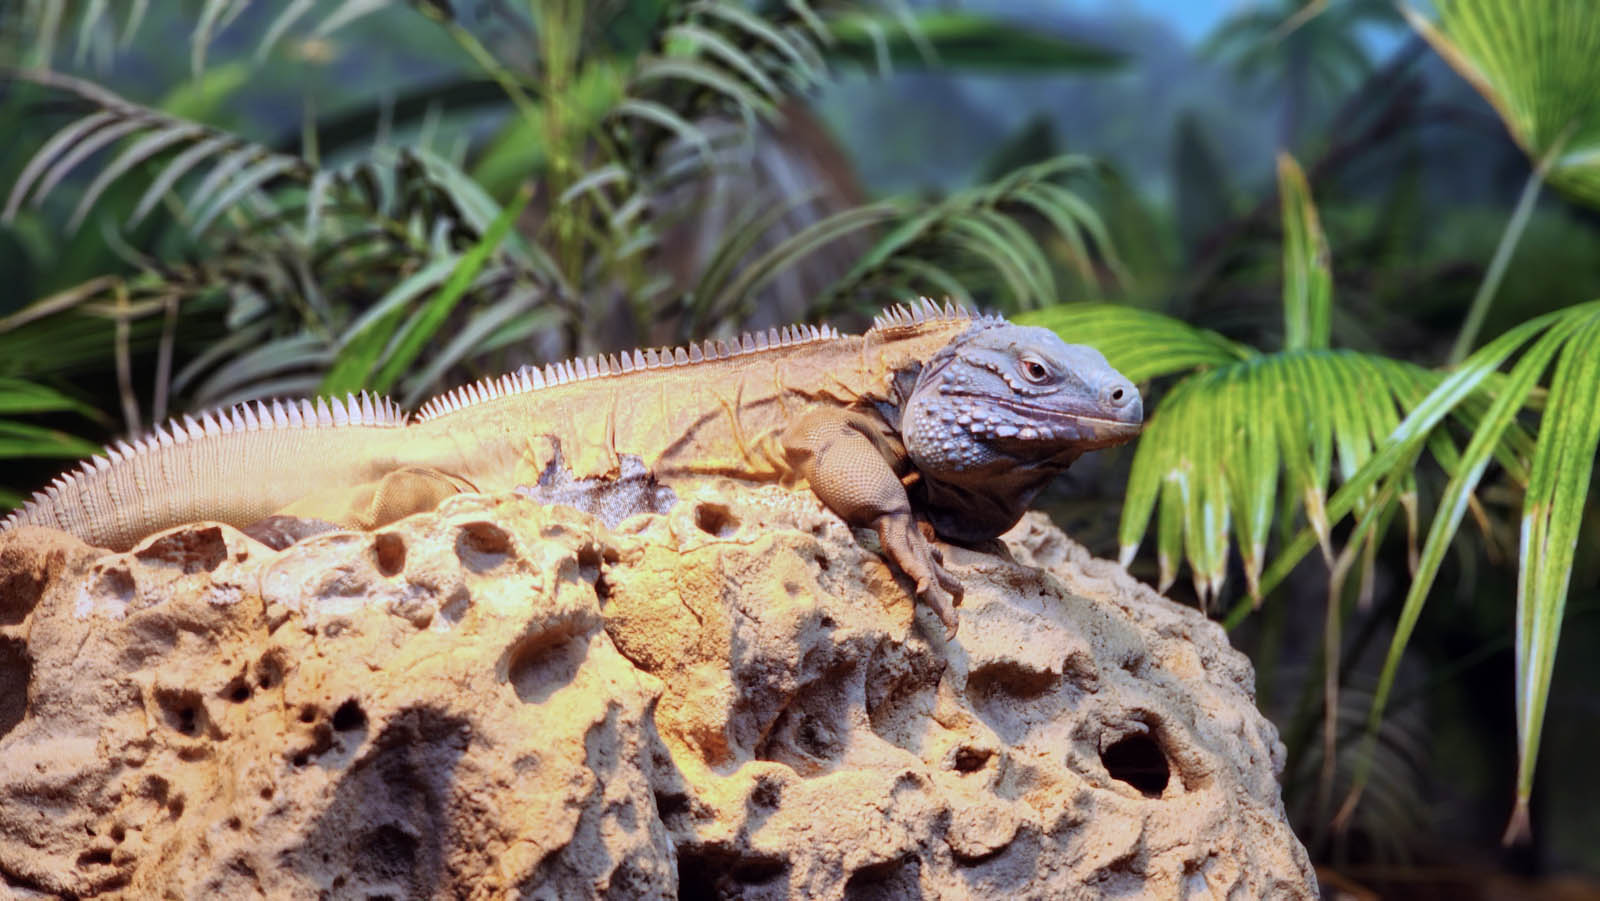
[14,0,405,73]
[1407,0,1600,207]
[1278,154,1331,351]
[3,70,311,233]
[1016,303,1254,383]
[823,155,1124,310]
[323,182,534,395]
[1334,300,1600,842]
[1117,349,1446,607]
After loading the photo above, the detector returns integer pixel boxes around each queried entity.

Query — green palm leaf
[1406,0,1600,360]
[1278,154,1331,351]
[1407,0,1600,206]
[1330,300,1600,842]
[1117,350,1440,606]
[1016,304,1252,383]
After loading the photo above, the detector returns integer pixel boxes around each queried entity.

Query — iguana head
[899,321,1142,540]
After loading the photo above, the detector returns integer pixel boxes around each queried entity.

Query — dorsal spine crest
[411,316,847,425]
[869,296,994,333]
[0,392,405,532]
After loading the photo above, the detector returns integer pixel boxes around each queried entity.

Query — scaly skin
[1,300,1142,636]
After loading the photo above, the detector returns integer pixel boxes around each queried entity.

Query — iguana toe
[918,579,960,638]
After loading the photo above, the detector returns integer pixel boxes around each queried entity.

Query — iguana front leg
[781,409,964,637]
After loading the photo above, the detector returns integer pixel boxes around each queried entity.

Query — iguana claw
[918,578,962,639]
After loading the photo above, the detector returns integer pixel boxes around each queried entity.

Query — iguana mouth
[947,394,1144,443]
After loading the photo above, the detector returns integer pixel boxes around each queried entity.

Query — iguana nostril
[1102,384,1136,408]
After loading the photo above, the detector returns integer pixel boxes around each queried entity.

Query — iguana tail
[1,394,407,552]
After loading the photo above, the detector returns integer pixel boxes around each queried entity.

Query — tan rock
[0,484,1314,899]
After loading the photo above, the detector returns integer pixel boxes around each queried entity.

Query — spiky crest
[868,296,996,333]
[0,392,404,533]
[412,319,845,424]
[1,300,989,534]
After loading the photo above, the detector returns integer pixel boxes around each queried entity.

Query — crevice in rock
[843,854,920,900]
[753,662,854,776]
[134,526,229,573]
[1101,732,1170,798]
[455,521,513,572]
[372,533,406,577]
[153,686,210,738]
[676,847,787,901]
[693,502,739,538]
[508,625,590,704]
[0,543,60,624]
[0,636,30,739]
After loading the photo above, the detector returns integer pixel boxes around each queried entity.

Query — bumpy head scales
[902,322,1142,476]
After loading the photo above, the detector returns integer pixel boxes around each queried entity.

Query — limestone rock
[0,484,1315,898]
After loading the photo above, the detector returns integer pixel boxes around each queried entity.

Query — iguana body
[2,300,1142,635]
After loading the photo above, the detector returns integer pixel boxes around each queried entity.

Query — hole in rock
[0,543,53,624]
[844,855,920,900]
[1101,733,1170,798]
[967,659,1059,702]
[143,776,170,805]
[373,533,406,576]
[455,522,512,572]
[109,826,125,843]
[154,687,207,737]
[255,654,284,690]
[76,849,113,867]
[693,503,738,537]
[677,848,786,901]
[362,823,419,873]
[89,565,136,607]
[749,776,783,810]
[299,706,317,724]
[0,636,30,740]
[575,542,604,580]
[224,678,251,703]
[953,746,992,773]
[754,666,852,776]
[654,791,691,824]
[508,627,589,704]
[333,699,367,733]
[134,525,228,573]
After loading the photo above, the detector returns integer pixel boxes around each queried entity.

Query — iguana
[0,300,1141,636]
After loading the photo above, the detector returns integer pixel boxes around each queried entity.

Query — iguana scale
[1,300,1141,636]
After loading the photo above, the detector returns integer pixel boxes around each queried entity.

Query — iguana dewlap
[1,300,1142,636]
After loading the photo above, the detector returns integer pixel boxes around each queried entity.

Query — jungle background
[3,1,1599,897]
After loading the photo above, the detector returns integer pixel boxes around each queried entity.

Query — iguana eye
[1021,358,1049,383]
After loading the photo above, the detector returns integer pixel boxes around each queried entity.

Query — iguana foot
[917,578,962,640]
[873,511,964,638]
[243,515,344,550]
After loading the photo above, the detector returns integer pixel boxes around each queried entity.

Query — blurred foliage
[5,0,1600,890]
[1031,0,1600,875]
[0,0,1124,428]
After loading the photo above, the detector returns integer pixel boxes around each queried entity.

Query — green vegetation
[4,0,1600,886]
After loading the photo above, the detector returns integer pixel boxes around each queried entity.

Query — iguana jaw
[942,393,1143,451]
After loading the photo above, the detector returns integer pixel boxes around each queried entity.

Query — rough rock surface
[0,482,1315,899]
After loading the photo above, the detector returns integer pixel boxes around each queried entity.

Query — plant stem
[1447,163,1545,365]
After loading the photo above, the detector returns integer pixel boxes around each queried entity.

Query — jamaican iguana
[0,300,1142,636]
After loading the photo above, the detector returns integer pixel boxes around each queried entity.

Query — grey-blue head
[899,321,1142,540]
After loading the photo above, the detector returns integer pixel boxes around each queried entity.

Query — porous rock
[0,484,1315,899]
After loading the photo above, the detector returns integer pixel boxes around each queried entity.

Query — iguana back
[2,301,1142,636]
